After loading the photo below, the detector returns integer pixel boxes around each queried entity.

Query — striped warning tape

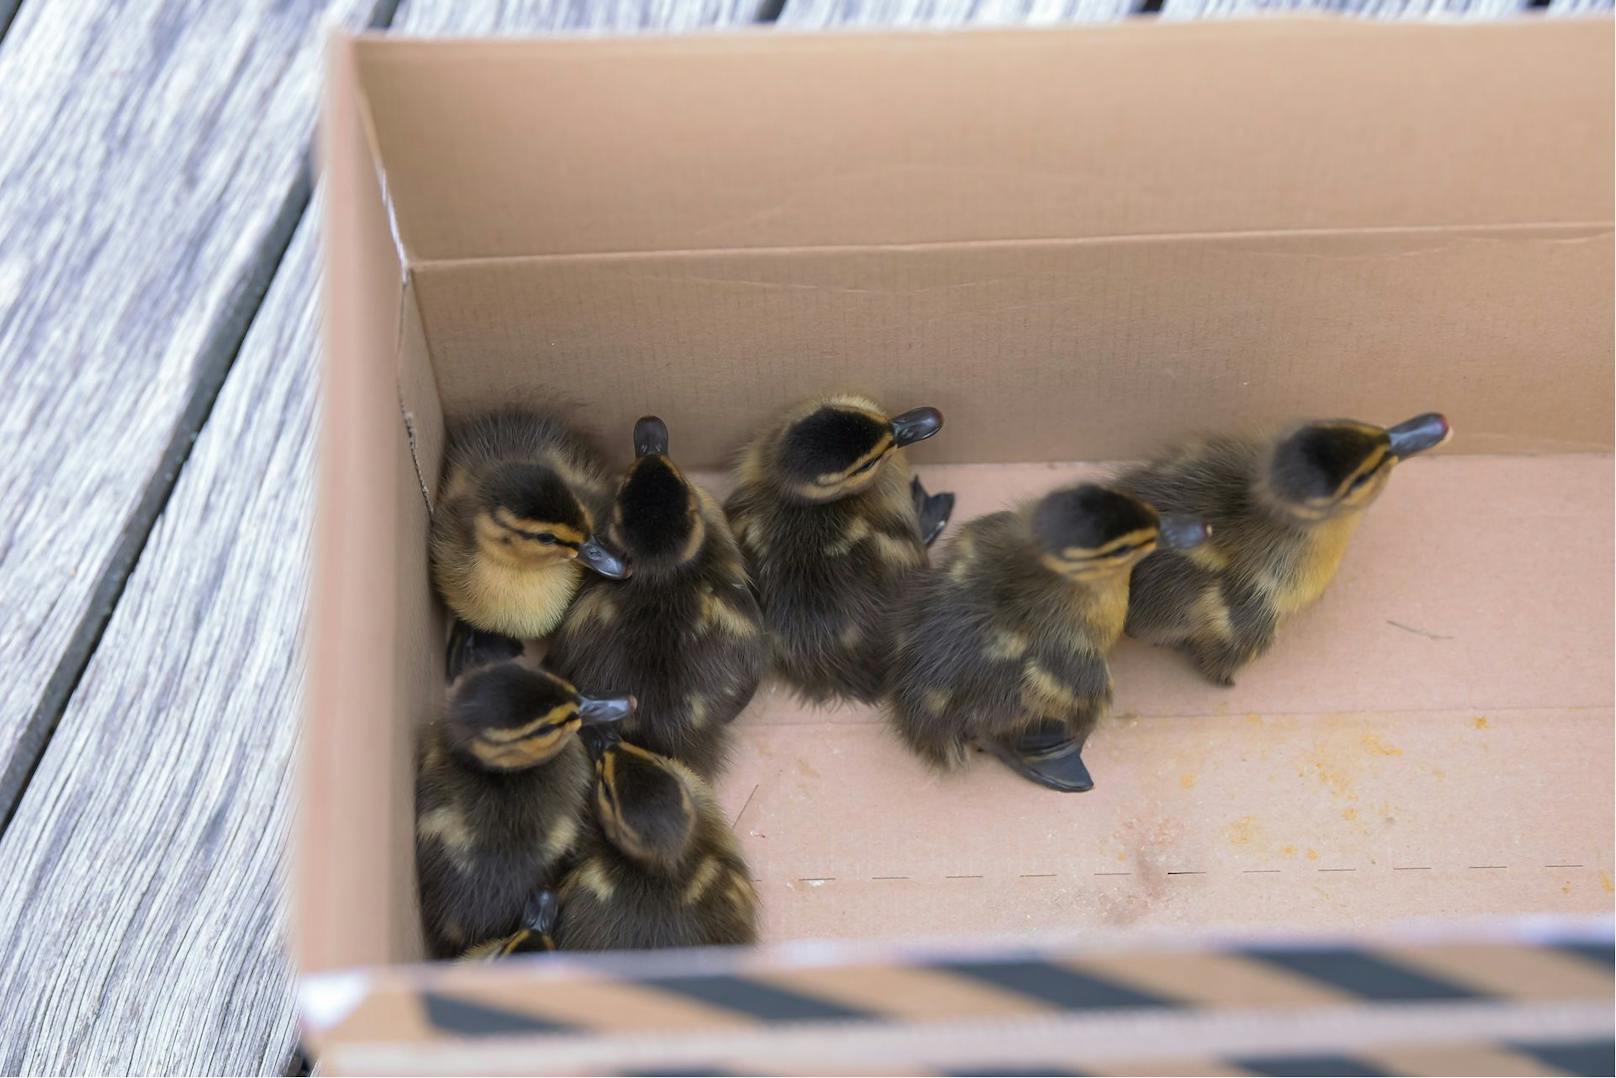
[302,920,1614,1074]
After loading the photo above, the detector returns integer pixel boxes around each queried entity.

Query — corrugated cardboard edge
[301,915,1613,1074]
[300,33,422,981]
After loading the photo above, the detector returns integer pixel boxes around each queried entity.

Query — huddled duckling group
[417,396,1449,958]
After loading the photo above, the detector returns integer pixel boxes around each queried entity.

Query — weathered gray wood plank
[0,2,766,1073]
[0,0,382,818]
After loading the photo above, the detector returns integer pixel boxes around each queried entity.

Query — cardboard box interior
[303,13,1615,1002]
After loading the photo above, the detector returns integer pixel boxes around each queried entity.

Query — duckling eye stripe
[480,703,574,743]
[1337,449,1390,493]
[818,436,895,484]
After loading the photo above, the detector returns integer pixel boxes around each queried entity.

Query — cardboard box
[302,17,1615,1073]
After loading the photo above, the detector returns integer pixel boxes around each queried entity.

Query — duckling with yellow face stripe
[430,407,632,680]
[888,484,1208,792]
[1118,413,1450,686]
[724,395,951,704]
[555,738,758,951]
[416,662,635,958]
[549,417,766,780]
[460,890,559,960]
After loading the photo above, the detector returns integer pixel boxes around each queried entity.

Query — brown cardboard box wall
[302,17,1614,1072]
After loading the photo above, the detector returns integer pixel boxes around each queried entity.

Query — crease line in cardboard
[406,220,1614,271]
[353,65,438,518]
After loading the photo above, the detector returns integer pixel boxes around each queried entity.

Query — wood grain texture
[0,212,324,1078]
[0,2,765,1074]
[0,0,379,814]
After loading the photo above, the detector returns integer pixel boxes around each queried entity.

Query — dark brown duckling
[415,661,634,958]
[555,737,758,951]
[1117,412,1450,686]
[888,484,1208,792]
[460,890,560,960]
[430,407,632,680]
[548,417,766,780]
[724,395,951,704]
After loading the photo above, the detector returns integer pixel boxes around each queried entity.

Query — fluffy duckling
[724,395,950,703]
[548,417,766,780]
[555,736,758,950]
[430,407,632,679]
[888,484,1208,791]
[416,661,635,958]
[460,890,559,960]
[1117,412,1450,686]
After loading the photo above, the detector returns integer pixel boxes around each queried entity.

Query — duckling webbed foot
[446,619,524,682]
[910,476,956,548]
[979,721,1094,792]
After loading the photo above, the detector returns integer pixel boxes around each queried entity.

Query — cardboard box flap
[352,20,1613,263]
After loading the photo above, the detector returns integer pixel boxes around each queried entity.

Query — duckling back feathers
[549,426,765,779]
[888,502,1126,770]
[725,400,930,704]
[556,746,757,951]
[415,664,595,958]
[1116,428,1385,685]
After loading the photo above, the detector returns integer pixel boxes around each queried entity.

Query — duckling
[548,417,766,780]
[1117,412,1450,686]
[460,890,559,960]
[416,661,635,958]
[724,395,950,704]
[430,406,632,680]
[555,736,758,950]
[888,484,1208,792]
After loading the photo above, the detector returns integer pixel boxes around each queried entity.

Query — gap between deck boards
[0,0,406,832]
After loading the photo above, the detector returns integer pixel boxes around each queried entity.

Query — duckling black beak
[577,695,632,758]
[577,536,632,579]
[522,889,560,935]
[1386,412,1451,459]
[578,692,636,726]
[890,406,944,447]
[1158,514,1210,551]
[634,415,670,458]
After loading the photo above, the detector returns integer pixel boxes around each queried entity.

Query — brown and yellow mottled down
[556,741,758,951]
[1118,413,1449,686]
[724,395,946,704]
[549,417,766,780]
[887,484,1176,773]
[416,662,631,958]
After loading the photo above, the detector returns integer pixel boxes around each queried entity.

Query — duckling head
[446,662,636,771]
[770,395,944,502]
[1032,483,1209,581]
[1265,413,1450,523]
[606,417,706,572]
[474,462,632,579]
[592,741,701,874]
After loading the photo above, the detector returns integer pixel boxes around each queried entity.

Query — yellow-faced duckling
[549,417,765,780]
[430,407,632,679]
[1117,412,1450,686]
[724,395,951,704]
[416,661,635,957]
[460,890,559,960]
[555,736,758,951]
[888,484,1208,791]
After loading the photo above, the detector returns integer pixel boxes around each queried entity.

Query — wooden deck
[0,0,1606,1072]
